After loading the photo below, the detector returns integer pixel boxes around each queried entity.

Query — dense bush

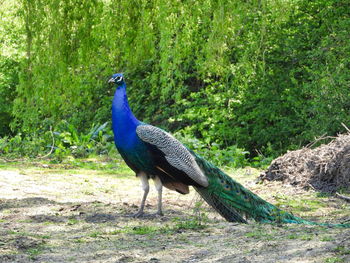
[1,0,349,161]
[0,1,23,136]
[0,121,114,159]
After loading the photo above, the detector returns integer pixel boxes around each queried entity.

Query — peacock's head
[108,73,124,86]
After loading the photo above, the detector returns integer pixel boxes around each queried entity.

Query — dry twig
[37,126,55,159]
[335,192,350,203]
[341,122,350,133]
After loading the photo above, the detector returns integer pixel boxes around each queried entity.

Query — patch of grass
[6,230,51,241]
[324,257,345,263]
[300,234,313,241]
[274,194,327,213]
[1,209,12,215]
[89,231,103,238]
[103,188,111,193]
[320,236,335,242]
[0,157,134,178]
[193,243,206,248]
[334,246,350,255]
[67,218,79,225]
[173,217,207,231]
[43,221,56,225]
[8,230,33,236]
[92,201,104,207]
[103,226,159,236]
[26,246,44,260]
[245,229,274,241]
[82,190,94,195]
[18,219,34,223]
[106,229,123,235]
[107,215,208,237]
[287,234,298,239]
[73,238,85,243]
[67,157,133,176]
[316,192,332,198]
[175,234,189,243]
[129,226,159,235]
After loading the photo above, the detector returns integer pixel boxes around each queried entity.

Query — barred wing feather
[136,125,208,187]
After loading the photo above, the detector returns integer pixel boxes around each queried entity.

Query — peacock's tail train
[193,153,350,228]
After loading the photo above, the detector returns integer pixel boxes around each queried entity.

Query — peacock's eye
[115,76,123,82]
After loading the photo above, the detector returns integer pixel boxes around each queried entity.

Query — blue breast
[111,83,155,174]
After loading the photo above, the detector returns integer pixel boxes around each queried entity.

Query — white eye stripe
[115,76,123,81]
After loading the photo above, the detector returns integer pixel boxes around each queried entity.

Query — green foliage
[175,131,249,167]
[1,0,350,163]
[0,0,23,136]
[0,133,51,158]
[53,121,113,158]
[0,122,113,160]
[0,57,20,136]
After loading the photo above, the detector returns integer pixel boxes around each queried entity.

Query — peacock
[110,73,349,227]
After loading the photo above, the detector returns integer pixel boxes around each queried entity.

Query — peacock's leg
[133,172,149,218]
[153,176,163,216]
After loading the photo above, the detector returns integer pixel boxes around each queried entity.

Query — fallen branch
[341,122,350,133]
[306,133,337,148]
[37,126,55,159]
[335,192,350,203]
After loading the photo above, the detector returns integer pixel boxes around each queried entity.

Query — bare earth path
[0,162,349,263]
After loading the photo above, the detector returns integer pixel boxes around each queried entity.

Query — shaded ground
[0,161,349,263]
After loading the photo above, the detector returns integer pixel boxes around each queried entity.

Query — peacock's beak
[108,77,115,83]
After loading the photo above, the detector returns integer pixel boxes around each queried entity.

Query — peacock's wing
[137,124,248,222]
[136,124,208,187]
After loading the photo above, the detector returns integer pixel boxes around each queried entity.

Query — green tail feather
[193,153,350,228]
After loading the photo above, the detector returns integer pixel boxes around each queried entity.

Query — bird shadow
[0,196,186,224]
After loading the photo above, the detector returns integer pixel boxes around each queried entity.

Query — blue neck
[111,82,140,148]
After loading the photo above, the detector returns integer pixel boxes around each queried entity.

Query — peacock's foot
[127,210,163,218]
[155,211,164,217]
[146,211,164,218]
[131,211,145,218]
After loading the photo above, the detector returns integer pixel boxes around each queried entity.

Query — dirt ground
[0,161,349,263]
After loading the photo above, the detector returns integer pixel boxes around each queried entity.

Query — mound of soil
[261,133,350,192]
